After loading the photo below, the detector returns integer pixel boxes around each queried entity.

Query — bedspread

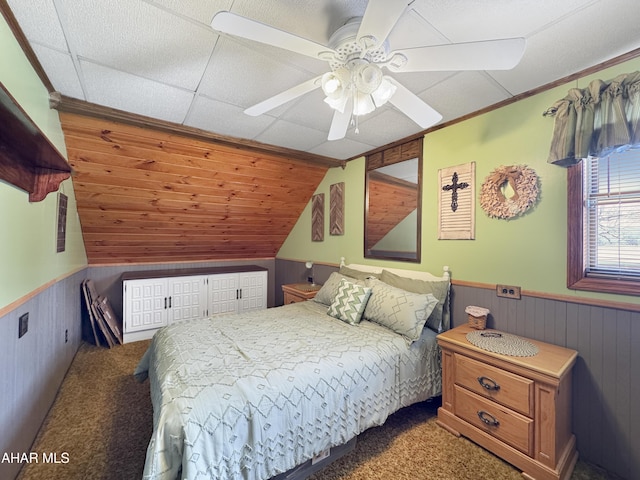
[134,300,441,480]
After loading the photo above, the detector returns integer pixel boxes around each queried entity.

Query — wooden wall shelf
[0,83,71,202]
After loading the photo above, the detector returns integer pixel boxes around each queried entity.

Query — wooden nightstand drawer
[455,354,533,416]
[454,385,533,456]
[437,324,578,480]
[282,283,321,304]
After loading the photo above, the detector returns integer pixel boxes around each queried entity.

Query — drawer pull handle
[477,376,500,391]
[477,410,500,427]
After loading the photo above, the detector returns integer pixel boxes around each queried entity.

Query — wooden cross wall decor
[442,172,469,212]
[438,162,475,240]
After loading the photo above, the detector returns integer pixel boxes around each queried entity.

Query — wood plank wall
[59,113,329,264]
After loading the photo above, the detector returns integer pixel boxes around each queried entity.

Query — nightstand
[282,283,321,304]
[436,324,578,480]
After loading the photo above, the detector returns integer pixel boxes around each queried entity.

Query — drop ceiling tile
[387,9,448,50]
[55,0,216,90]
[491,0,640,95]
[230,0,369,47]
[6,0,68,51]
[345,108,426,146]
[278,88,334,131]
[80,60,194,124]
[421,71,510,123]
[184,95,276,139]
[199,37,322,108]
[390,71,454,97]
[412,0,594,42]
[310,137,376,161]
[31,44,85,99]
[255,119,327,152]
[142,0,233,26]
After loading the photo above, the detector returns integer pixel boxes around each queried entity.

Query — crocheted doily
[466,330,539,357]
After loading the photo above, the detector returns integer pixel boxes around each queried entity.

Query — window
[567,147,640,296]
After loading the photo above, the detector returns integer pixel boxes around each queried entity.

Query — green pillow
[363,279,438,343]
[327,278,373,325]
[379,270,449,333]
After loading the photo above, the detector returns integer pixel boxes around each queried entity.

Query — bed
[134,263,450,480]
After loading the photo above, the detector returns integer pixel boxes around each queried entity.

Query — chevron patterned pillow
[327,278,373,325]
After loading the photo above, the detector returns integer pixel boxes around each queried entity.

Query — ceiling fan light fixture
[353,60,382,94]
[353,91,376,116]
[371,76,397,107]
[324,94,349,113]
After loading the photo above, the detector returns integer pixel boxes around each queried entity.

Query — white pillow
[363,279,438,343]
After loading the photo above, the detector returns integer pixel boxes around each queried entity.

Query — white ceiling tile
[310,137,376,161]
[387,9,448,51]
[230,0,369,47]
[199,37,323,108]
[31,44,85,99]
[80,60,194,124]
[184,95,275,139]
[255,119,327,152]
[278,88,334,130]
[55,0,216,90]
[6,0,68,51]
[411,0,595,42]
[421,71,510,122]
[345,108,426,145]
[491,0,640,95]
[143,0,233,26]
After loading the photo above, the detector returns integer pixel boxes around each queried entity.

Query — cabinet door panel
[209,273,239,315]
[238,271,267,312]
[168,276,207,323]
[124,279,167,333]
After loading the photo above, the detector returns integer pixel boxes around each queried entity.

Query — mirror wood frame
[364,137,423,263]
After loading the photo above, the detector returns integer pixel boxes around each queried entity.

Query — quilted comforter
[134,300,441,480]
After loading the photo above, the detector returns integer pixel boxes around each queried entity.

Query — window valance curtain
[543,71,640,166]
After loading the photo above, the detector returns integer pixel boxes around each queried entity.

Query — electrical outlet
[496,284,521,299]
[19,313,29,338]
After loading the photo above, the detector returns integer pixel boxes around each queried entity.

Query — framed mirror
[364,138,422,262]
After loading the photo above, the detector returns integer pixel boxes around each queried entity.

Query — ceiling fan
[211,0,525,141]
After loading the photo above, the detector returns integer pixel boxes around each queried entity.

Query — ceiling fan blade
[388,37,526,72]
[387,79,442,129]
[245,76,322,116]
[357,0,409,49]
[211,11,332,60]
[327,98,353,141]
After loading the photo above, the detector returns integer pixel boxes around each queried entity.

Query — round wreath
[480,165,539,219]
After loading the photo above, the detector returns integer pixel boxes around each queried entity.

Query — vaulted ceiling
[5,0,640,161]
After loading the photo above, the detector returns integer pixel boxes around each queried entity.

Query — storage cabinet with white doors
[122,266,268,343]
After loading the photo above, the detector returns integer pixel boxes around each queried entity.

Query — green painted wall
[278,56,640,306]
[0,16,87,310]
